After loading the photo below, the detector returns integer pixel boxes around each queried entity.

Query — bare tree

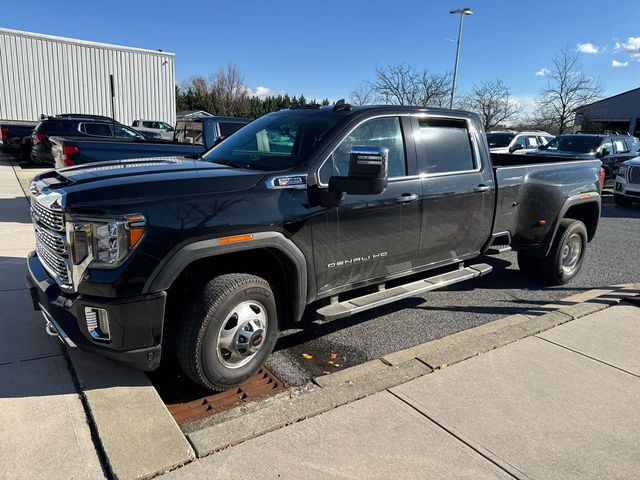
[459,80,521,130]
[350,82,376,105]
[362,64,451,107]
[532,47,603,134]
[208,61,250,116]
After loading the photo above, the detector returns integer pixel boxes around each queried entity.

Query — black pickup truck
[26,104,604,391]
[48,116,250,168]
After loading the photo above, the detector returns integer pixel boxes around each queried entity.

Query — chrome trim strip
[40,306,77,348]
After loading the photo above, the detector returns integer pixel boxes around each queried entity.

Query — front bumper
[614,179,640,199]
[26,251,165,371]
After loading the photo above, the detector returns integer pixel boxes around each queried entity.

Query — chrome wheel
[216,300,268,369]
[561,233,582,274]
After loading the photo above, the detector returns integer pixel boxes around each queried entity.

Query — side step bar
[316,263,493,321]
[485,245,512,255]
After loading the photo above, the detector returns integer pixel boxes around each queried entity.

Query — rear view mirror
[328,146,389,195]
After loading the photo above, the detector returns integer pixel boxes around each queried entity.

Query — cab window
[613,139,629,154]
[319,116,406,183]
[415,117,476,174]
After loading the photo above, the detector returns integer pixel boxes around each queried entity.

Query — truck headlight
[69,215,146,268]
[617,166,628,179]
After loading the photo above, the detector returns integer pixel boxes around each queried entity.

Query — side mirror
[328,146,389,196]
[212,135,226,147]
[509,143,524,153]
[598,148,610,158]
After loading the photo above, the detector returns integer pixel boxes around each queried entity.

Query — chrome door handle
[474,185,491,193]
[395,193,419,203]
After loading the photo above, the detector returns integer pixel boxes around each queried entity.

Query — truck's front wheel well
[563,202,599,241]
[164,249,294,338]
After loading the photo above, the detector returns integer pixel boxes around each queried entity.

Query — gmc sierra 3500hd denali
[26,103,604,391]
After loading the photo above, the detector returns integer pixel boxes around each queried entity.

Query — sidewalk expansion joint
[534,335,640,380]
[387,389,531,480]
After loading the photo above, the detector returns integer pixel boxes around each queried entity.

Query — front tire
[176,273,278,391]
[539,219,587,285]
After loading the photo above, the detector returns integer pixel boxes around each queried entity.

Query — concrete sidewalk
[0,156,106,480]
[162,302,640,480]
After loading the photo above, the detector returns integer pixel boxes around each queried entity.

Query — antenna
[332,99,352,112]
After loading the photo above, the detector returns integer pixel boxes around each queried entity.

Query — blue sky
[3,0,639,109]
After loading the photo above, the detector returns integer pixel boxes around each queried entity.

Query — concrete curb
[187,284,639,458]
[69,350,195,480]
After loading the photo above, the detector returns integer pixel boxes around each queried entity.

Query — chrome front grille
[36,238,70,285]
[30,188,71,289]
[34,224,66,255]
[630,167,640,185]
[31,199,64,231]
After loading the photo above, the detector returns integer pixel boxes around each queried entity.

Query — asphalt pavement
[267,190,640,385]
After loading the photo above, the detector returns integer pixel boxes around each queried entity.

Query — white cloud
[245,86,279,99]
[614,37,640,61]
[612,59,629,67]
[535,67,550,77]
[576,42,600,54]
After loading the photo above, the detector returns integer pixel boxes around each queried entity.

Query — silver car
[487,131,554,154]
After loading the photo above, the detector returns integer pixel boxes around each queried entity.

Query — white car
[614,156,640,206]
[132,120,174,140]
[486,131,555,154]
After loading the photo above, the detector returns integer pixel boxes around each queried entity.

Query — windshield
[486,133,515,148]
[202,110,339,170]
[543,136,602,153]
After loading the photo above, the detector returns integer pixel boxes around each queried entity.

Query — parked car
[486,130,554,154]
[31,115,147,164]
[49,116,251,168]
[26,104,603,391]
[613,156,640,206]
[530,133,640,178]
[0,122,37,158]
[132,120,175,140]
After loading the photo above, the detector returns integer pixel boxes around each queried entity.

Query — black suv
[31,115,148,165]
[531,133,640,177]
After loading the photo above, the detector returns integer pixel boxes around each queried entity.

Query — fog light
[85,307,111,341]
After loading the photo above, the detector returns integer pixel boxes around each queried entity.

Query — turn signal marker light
[218,234,253,245]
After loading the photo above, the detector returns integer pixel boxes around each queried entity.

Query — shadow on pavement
[0,197,32,224]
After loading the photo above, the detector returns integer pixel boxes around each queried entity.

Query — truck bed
[491,154,602,248]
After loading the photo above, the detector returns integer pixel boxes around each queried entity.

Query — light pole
[449,7,473,109]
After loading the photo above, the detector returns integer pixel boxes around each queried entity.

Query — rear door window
[174,121,204,145]
[219,122,246,138]
[524,136,539,148]
[81,123,113,137]
[613,139,629,154]
[415,117,476,174]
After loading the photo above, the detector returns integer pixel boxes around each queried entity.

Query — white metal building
[0,28,176,126]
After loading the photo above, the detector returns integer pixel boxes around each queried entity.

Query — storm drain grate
[166,367,287,425]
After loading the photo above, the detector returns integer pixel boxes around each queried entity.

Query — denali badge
[328,252,388,268]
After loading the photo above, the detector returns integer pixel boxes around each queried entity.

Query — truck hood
[622,155,640,167]
[31,157,269,209]
[52,157,253,184]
